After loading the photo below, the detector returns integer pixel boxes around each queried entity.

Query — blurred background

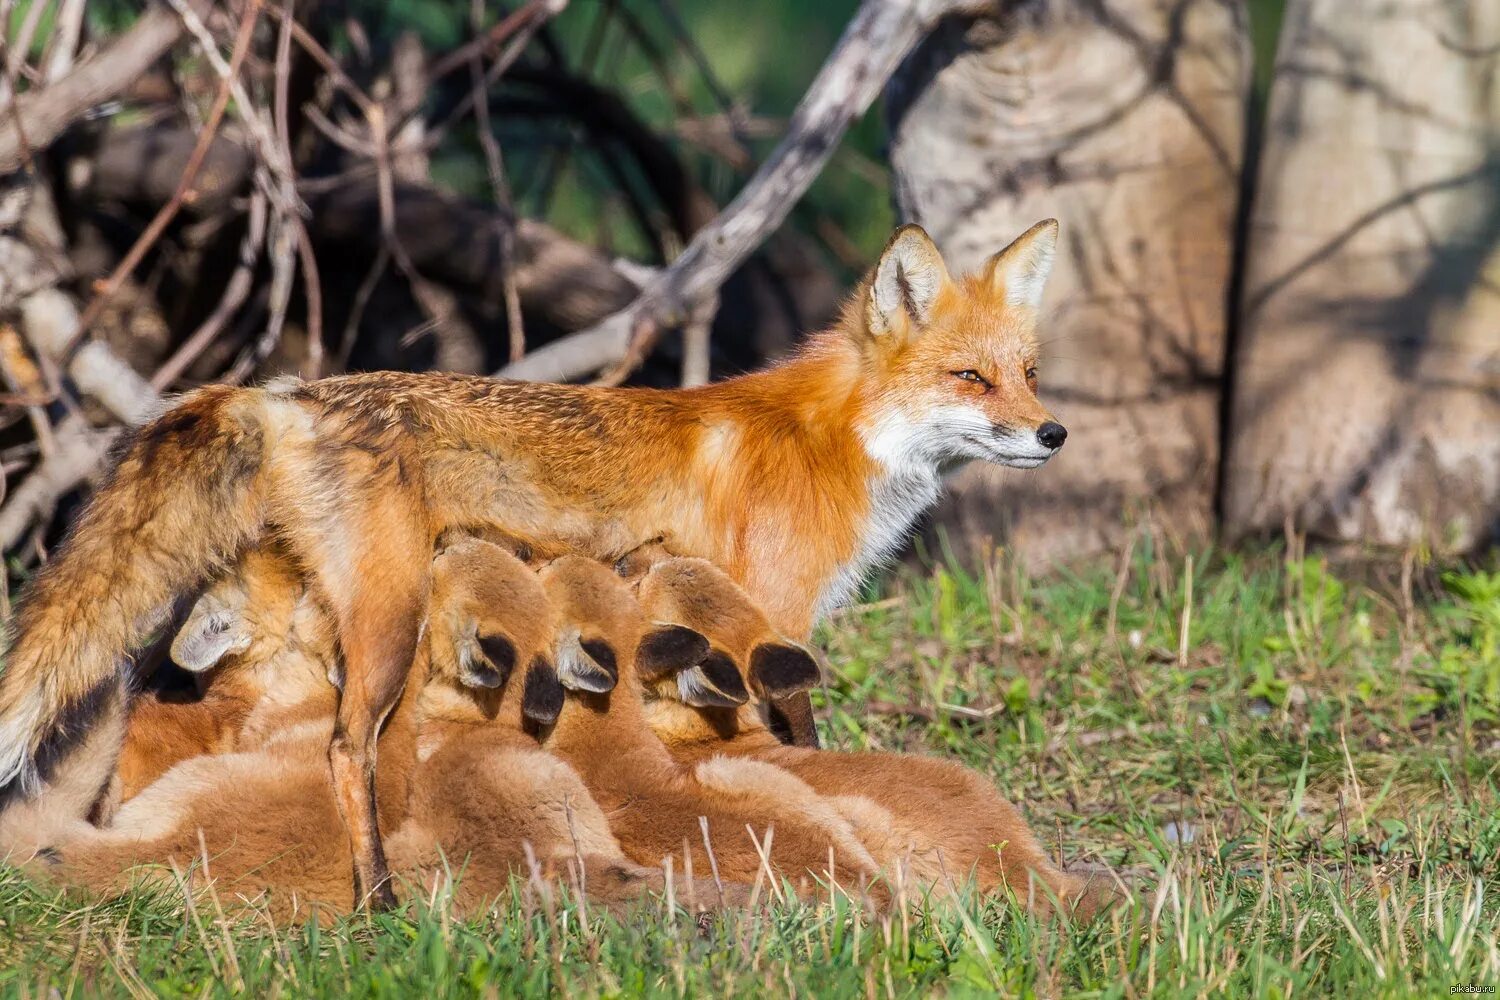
[0,0,1493,573]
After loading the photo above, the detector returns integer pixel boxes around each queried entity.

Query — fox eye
[1025,366,1038,381]
[952,370,990,388]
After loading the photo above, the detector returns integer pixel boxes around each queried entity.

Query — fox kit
[535,556,885,899]
[22,539,664,917]
[387,536,695,912]
[635,556,1111,918]
[2,550,421,918]
[112,543,341,804]
[0,220,1066,907]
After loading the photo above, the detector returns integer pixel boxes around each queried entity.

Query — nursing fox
[0,220,1067,906]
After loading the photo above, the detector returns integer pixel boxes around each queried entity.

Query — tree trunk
[886,0,1251,565]
[1223,0,1500,552]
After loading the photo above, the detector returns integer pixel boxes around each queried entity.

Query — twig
[4,0,49,86]
[421,0,567,149]
[151,189,269,390]
[497,0,987,383]
[469,0,526,363]
[0,2,206,172]
[0,423,118,551]
[273,0,322,377]
[65,0,263,360]
[336,242,390,371]
[679,294,715,387]
[365,103,471,368]
[425,0,558,82]
[261,3,374,114]
[41,0,88,83]
[21,289,156,425]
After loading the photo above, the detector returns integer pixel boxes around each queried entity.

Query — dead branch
[0,1,210,173]
[78,119,646,333]
[21,289,157,425]
[152,189,269,390]
[495,0,986,383]
[68,0,264,358]
[0,422,118,551]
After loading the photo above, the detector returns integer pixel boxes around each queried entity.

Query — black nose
[1036,421,1067,449]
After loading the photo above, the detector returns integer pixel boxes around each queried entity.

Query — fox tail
[0,385,272,797]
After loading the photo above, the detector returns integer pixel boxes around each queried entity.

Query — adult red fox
[0,220,1065,907]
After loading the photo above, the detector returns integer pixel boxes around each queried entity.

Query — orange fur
[112,544,338,804]
[21,539,713,918]
[635,557,1114,918]
[0,221,1066,907]
[536,556,885,901]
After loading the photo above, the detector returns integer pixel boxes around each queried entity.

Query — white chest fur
[814,466,942,620]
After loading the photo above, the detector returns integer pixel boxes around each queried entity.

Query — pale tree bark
[1223,0,1500,551]
[887,0,1251,565]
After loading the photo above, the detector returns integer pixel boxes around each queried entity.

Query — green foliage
[1421,569,1500,721]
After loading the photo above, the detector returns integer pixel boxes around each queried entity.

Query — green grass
[3,537,1498,997]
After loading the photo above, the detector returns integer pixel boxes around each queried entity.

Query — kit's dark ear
[635,623,710,680]
[677,664,748,708]
[613,537,670,580]
[522,655,565,725]
[749,642,821,697]
[556,629,616,694]
[459,633,516,689]
[579,638,620,685]
[696,650,750,704]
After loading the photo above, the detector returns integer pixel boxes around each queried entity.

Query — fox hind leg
[326,528,428,910]
[278,457,431,911]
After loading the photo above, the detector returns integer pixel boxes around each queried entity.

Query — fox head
[853,219,1065,474]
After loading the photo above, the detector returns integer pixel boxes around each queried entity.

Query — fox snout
[1036,421,1067,450]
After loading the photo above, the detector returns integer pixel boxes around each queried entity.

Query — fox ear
[695,650,750,703]
[171,594,251,672]
[522,655,565,725]
[635,624,710,680]
[985,218,1058,311]
[459,633,515,689]
[867,224,949,339]
[556,628,617,694]
[748,642,821,697]
[677,652,751,708]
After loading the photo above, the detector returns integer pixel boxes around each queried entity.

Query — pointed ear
[696,650,749,704]
[677,662,749,708]
[866,224,950,339]
[556,628,617,694]
[579,638,620,685]
[522,655,565,725]
[458,633,515,689]
[171,593,251,672]
[635,624,710,680]
[748,642,821,697]
[985,218,1058,311]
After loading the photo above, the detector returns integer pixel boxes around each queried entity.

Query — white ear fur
[676,666,743,708]
[867,224,949,337]
[171,597,250,672]
[555,627,614,693]
[987,218,1059,311]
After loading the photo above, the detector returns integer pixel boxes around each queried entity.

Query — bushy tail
[0,385,271,794]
